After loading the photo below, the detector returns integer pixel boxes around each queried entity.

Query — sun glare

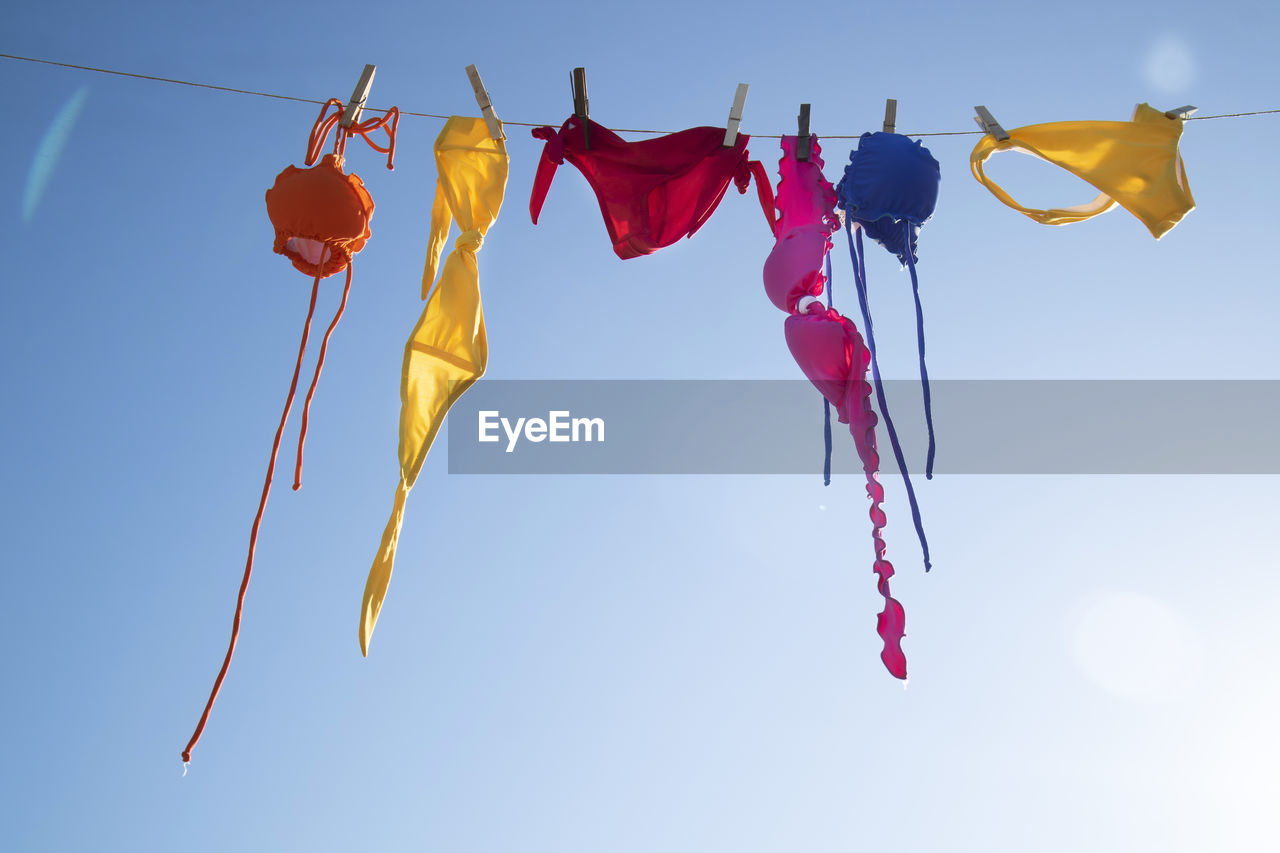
[1071,590,1205,702]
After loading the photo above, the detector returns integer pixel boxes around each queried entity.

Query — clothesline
[5,52,1280,140]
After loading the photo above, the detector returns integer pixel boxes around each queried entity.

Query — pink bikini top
[762,135,909,679]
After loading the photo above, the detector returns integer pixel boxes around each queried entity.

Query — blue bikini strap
[846,220,931,571]
[903,220,936,480]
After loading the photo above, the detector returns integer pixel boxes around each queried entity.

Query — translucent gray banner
[445,380,1280,474]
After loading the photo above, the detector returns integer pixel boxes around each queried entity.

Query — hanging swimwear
[530,116,775,258]
[361,116,508,656]
[183,97,398,765]
[763,133,908,679]
[970,102,1194,238]
[835,132,940,572]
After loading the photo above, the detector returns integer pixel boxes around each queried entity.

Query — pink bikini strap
[529,125,565,224]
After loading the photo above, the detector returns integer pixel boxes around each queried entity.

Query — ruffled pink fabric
[763,136,907,679]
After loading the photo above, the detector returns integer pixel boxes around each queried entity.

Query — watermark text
[477,410,605,453]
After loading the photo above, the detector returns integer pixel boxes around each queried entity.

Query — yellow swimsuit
[361,116,508,655]
[970,103,1194,238]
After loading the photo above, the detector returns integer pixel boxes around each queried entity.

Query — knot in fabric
[531,126,565,164]
[455,230,484,253]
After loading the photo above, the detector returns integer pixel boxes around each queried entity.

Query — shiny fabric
[970,102,1194,238]
[360,116,508,655]
[530,116,774,258]
[762,133,839,313]
[762,135,908,679]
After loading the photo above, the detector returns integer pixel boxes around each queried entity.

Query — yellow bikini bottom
[971,102,1194,238]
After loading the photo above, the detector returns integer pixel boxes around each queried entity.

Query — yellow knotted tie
[455,229,484,253]
[361,116,508,655]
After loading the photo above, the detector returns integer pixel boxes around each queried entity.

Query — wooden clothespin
[340,64,377,128]
[465,64,505,140]
[973,105,1009,141]
[883,98,898,134]
[1163,104,1197,120]
[797,103,812,161]
[723,83,749,147]
[571,67,591,150]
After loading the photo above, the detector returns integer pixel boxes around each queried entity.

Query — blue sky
[3,1,1279,850]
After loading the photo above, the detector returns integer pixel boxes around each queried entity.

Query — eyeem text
[477,410,605,453]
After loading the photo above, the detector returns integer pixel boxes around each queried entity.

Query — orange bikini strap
[305,98,400,170]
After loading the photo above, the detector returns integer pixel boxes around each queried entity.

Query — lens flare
[1071,590,1205,701]
[1142,36,1196,93]
[22,87,90,222]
